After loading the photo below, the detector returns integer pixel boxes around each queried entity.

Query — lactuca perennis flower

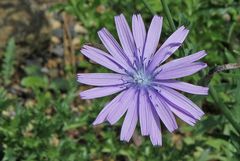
[77,14,208,146]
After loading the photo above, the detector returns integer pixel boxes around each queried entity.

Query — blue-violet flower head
[77,14,208,146]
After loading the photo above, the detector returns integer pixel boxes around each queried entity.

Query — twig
[63,12,76,74]
[201,63,240,134]
[201,63,240,86]
[63,13,70,70]
[212,63,240,72]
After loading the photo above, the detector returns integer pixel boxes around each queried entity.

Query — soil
[0,0,87,98]
[0,0,86,76]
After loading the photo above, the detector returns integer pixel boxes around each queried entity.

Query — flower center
[133,69,151,86]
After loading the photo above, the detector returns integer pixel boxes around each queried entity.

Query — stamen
[133,69,152,86]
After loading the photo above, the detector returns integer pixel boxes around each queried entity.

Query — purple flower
[77,14,208,146]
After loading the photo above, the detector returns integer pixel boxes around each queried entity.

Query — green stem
[210,86,240,134]
[160,0,186,57]
[160,0,176,31]
[141,0,156,15]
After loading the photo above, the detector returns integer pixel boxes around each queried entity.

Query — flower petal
[157,26,189,63]
[98,28,134,72]
[154,80,209,95]
[93,91,125,125]
[107,87,136,124]
[149,105,162,146]
[132,14,146,60]
[143,16,163,64]
[80,85,128,99]
[148,89,178,132]
[120,90,139,142]
[138,89,151,135]
[77,73,130,86]
[147,42,181,72]
[160,50,207,70]
[154,86,204,120]
[81,45,125,74]
[166,100,197,126]
[155,62,207,80]
[115,14,136,64]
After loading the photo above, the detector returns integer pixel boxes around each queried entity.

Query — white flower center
[133,69,151,86]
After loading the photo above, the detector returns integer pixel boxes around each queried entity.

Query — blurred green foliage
[1,38,15,85]
[1,0,240,160]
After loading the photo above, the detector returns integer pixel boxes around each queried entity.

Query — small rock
[96,5,106,14]
[74,23,88,34]
[41,67,49,74]
[51,44,64,56]
[72,37,81,47]
[25,99,36,108]
[49,69,59,78]
[237,15,240,23]
[51,36,60,44]
[52,28,63,37]
[222,13,231,22]
[49,19,62,29]
[50,134,60,147]
[11,10,30,25]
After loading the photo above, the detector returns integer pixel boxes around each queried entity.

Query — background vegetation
[0,0,240,160]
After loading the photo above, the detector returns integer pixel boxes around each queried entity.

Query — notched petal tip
[79,92,86,99]
[92,121,98,126]
[97,27,107,36]
[179,25,189,32]
[179,26,189,38]
[114,14,121,20]
[119,13,125,17]
[80,45,95,54]
[80,47,87,53]
[153,15,163,19]
[120,137,131,143]
[200,50,208,58]
[113,15,118,20]
[202,62,208,68]
[150,134,162,146]
[178,25,186,30]
[81,44,91,49]
[151,15,163,25]
[152,141,162,147]
[137,14,144,21]
[202,50,207,54]
[76,74,82,82]
[184,28,189,33]
[107,119,116,125]
[198,110,205,117]
[194,110,205,120]
[205,87,209,94]
[169,126,178,133]
[199,87,209,95]
[77,73,82,78]
[92,120,103,126]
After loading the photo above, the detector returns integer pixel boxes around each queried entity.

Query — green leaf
[21,76,48,89]
[1,37,16,85]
